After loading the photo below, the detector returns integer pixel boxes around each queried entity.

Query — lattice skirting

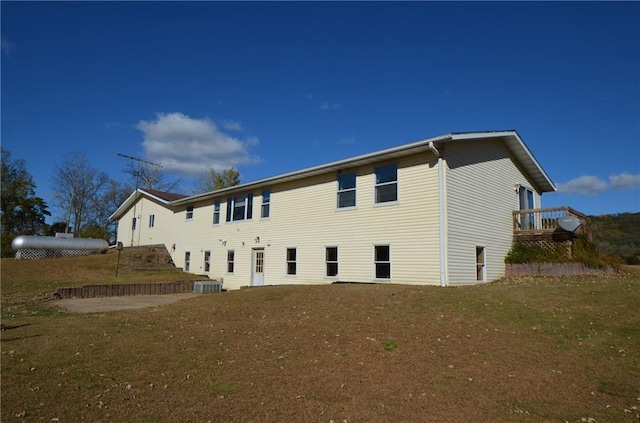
[15,249,102,260]
[515,239,573,259]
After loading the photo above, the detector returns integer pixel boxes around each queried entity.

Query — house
[110,130,566,290]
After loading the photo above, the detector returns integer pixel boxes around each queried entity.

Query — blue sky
[2,1,639,221]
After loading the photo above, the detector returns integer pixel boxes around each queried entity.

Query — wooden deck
[513,206,587,237]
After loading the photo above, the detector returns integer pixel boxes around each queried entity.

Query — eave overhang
[111,130,556,212]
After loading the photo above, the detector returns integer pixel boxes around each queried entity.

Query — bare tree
[51,152,109,234]
[123,162,181,192]
[194,167,241,194]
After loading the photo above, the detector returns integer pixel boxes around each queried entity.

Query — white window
[286,248,297,275]
[261,189,271,218]
[375,163,398,204]
[204,250,211,272]
[374,245,391,279]
[213,201,221,225]
[184,251,191,271]
[337,172,356,208]
[186,206,194,220]
[325,246,338,277]
[476,247,486,282]
[227,250,235,273]
[148,214,155,228]
[226,194,253,222]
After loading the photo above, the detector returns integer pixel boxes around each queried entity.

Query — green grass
[1,252,639,423]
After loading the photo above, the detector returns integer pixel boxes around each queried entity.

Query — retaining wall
[505,263,616,277]
[53,280,197,299]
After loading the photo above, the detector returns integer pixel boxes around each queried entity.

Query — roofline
[173,133,455,205]
[110,130,556,213]
[448,130,556,192]
[108,188,175,221]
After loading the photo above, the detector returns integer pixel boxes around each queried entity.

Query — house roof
[109,130,556,220]
[143,189,189,202]
[108,188,187,221]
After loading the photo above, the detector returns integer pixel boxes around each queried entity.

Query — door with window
[252,248,265,286]
[518,186,535,230]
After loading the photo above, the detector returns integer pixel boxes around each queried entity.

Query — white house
[110,130,558,290]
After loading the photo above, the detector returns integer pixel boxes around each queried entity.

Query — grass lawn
[1,250,639,422]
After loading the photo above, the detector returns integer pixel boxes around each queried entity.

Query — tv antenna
[106,150,163,169]
[106,150,163,246]
[105,150,163,188]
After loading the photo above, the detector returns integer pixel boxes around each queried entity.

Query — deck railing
[513,206,586,235]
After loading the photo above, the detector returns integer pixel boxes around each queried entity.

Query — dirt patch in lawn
[53,293,199,313]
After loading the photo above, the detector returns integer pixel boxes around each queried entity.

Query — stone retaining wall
[53,280,196,299]
[506,263,616,277]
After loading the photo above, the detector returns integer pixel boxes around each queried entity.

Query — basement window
[204,250,211,272]
[325,246,338,277]
[476,247,486,282]
[227,250,235,273]
[286,248,297,275]
[374,245,391,279]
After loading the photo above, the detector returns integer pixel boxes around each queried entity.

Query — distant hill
[588,212,640,264]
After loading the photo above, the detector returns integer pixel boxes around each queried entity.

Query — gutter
[428,141,447,287]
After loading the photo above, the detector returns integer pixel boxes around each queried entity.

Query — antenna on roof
[105,150,163,169]
[105,150,163,247]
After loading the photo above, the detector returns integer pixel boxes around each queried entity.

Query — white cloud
[609,173,640,190]
[136,113,260,177]
[557,173,640,195]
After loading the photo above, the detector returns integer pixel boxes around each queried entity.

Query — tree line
[1,148,239,257]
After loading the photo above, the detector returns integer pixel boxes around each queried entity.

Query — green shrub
[505,242,569,264]
[505,238,619,270]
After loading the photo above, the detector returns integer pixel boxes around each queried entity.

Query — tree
[194,168,241,193]
[1,148,51,256]
[51,152,109,234]
[92,179,134,243]
[123,162,181,192]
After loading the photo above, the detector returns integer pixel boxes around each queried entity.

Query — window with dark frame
[149,214,155,228]
[286,248,297,275]
[213,201,221,225]
[337,172,356,208]
[476,246,485,281]
[204,250,211,272]
[227,250,235,273]
[325,246,338,277]
[184,251,191,271]
[261,189,271,218]
[374,163,398,204]
[226,194,253,222]
[374,245,391,279]
[132,217,137,230]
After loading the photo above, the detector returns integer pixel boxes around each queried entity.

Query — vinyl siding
[116,197,175,250]
[161,152,442,290]
[445,139,541,284]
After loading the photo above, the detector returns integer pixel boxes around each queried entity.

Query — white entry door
[252,248,265,286]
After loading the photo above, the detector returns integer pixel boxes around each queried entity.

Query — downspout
[428,141,447,287]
